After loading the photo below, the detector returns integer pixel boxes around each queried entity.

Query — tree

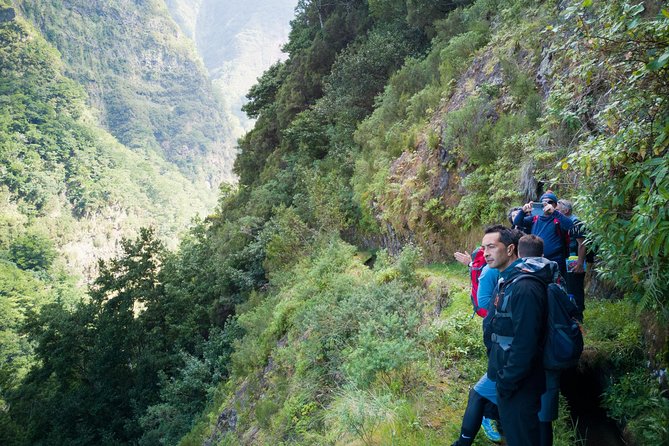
[8,233,56,271]
[7,228,170,444]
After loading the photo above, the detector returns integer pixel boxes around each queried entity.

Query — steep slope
[18,0,236,186]
[2,1,666,445]
[0,5,216,278]
[164,0,203,40]
[178,0,668,444]
[166,0,296,134]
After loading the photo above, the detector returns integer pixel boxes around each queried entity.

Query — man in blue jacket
[484,226,549,446]
[513,191,573,277]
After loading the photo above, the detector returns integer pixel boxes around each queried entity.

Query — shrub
[8,232,56,271]
[328,386,402,446]
[438,30,489,83]
[603,369,669,445]
[343,313,423,388]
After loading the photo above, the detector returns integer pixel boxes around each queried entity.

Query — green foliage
[216,241,433,443]
[261,205,314,278]
[328,386,402,445]
[350,0,553,243]
[4,227,245,445]
[438,30,489,83]
[442,96,496,164]
[583,299,643,367]
[584,298,669,445]
[319,22,425,125]
[406,0,474,34]
[138,323,242,446]
[0,260,48,391]
[427,312,486,366]
[553,0,669,314]
[343,312,423,388]
[603,369,669,445]
[18,0,234,183]
[243,62,287,119]
[8,232,56,271]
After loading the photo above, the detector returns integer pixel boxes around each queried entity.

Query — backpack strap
[491,274,546,349]
[494,280,513,318]
[497,274,544,314]
[533,215,570,259]
[551,217,571,259]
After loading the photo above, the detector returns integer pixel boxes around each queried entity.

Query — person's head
[481,225,523,271]
[507,206,523,225]
[518,234,544,258]
[540,190,558,207]
[557,199,573,216]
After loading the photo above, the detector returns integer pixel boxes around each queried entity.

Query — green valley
[1,1,668,445]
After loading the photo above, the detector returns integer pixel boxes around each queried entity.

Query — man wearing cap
[513,190,573,278]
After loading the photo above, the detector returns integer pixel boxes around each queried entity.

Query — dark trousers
[497,370,544,446]
[566,271,585,320]
[483,398,499,420]
[455,388,499,446]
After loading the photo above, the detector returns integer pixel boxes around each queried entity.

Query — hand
[543,202,555,214]
[522,202,533,213]
[572,262,584,273]
[454,251,471,266]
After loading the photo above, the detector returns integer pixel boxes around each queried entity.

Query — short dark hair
[507,206,523,225]
[518,234,544,257]
[484,225,523,255]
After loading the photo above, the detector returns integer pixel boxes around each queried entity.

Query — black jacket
[487,257,554,398]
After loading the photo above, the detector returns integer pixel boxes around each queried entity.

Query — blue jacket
[477,265,499,311]
[513,210,573,261]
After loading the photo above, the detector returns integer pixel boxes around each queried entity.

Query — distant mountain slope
[164,0,203,40]
[18,0,236,186]
[166,0,296,134]
[0,4,217,279]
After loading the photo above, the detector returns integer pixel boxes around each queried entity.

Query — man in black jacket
[482,226,548,446]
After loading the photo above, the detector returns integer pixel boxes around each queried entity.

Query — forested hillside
[165,0,296,133]
[1,0,668,446]
[0,3,233,443]
[0,0,230,273]
[19,0,236,186]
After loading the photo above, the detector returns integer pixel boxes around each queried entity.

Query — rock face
[19,0,237,187]
[166,0,296,135]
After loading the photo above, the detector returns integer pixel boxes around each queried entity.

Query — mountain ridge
[165,0,296,134]
[19,0,236,186]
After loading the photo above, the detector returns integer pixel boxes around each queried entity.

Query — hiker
[507,206,530,234]
[485,226,548,446]
[517,234,562,446]
[454,247,493,317]
[556,199,586,320]
[451,228,525,446]
[452,248,503,443]
[513,191,573,278]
